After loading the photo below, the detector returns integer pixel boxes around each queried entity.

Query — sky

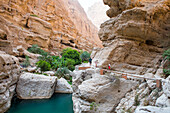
[78,0,102,12]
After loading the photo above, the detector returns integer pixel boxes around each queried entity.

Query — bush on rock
[80,51,91,62]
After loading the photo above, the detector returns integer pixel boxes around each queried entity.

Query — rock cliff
[92,0,170,75]
[0,0,102,54]
[0,51,20,113]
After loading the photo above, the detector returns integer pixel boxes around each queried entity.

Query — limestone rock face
[0,51,20,113]
[72,69,138,113]
[55,78,73,93]
[0,0,102,54]
[163,76,170,98]
[156,94,170,107]
[92,0,170,75]
[16,72,57,99]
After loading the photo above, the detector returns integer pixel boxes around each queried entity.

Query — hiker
[108,64,111,70]
[95,60,99,68]
[89,58,92,66]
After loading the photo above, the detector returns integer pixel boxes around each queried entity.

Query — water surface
[7,94,74,113]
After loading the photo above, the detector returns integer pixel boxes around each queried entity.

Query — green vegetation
[62,48,82,65]
[126,109,133,113]
[162,49,170,77]
[65,58,75,71]
[36,60,51,72]
[80,51,90,62]
[27,45,48,56]
[30,14,39,17]
[83,61,89,63]
[21,56,30,67]
[90,102,98,111]
[163,49,170,61]
[134,94,140,106]
[55,67,70,79]
[163,69,170,76]
[27,46,82,82]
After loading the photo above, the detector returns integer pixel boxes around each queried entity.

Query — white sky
[78,0,102,12]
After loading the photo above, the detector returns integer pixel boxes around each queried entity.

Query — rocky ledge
[72,68,138,112]
[72,67,170,113]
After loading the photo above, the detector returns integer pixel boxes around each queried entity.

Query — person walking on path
[108,64,111,70]
[95,60,99,68]
[89,58,92,66]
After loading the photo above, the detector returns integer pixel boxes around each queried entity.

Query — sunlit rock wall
[92,0,170,75]
[0,0,102,54]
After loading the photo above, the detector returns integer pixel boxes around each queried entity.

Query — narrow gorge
[0,0,170,113]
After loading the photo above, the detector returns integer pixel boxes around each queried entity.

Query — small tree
[27,45,48,56]
[80,51,90,62]
[36,60,51,72]
[55,67,70,79]
[163,49,170,77]
[21,56,30,68]
[62,48,82,65]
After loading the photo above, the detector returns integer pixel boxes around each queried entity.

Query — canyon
[0,0,102,55]
[0,0,170,113]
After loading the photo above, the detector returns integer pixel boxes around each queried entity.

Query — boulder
[163,76,170,98]
[135,106,170,113]
[156,94,170,107]
[44,71,55,76]
[72,69,138,113]
[26,66,37,73]
[55,78,73,93]
[16,72,57,99]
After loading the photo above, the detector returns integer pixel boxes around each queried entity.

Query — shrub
[21,56,30,68]
[90,102,98,111]
[134,94,140,106]
[163,49,170,61]
[67,65,75,71]
[36,60,51,72]
[51,57,62,70]
[62,48,82,65]
[55,67,70,79]
[65,58,75,71]
[163,69,170,76]
[27,45,48,56]
[80,51,90,62]
[162,49,170,77]
[83,61,89,63]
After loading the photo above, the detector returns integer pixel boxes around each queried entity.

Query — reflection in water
[6,94,74,113]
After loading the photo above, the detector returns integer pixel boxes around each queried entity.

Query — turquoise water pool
[6,94,74,113]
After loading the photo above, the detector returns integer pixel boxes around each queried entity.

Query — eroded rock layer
[0,0,102,54]
[0,51,20,113]
[92,0,170,75]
